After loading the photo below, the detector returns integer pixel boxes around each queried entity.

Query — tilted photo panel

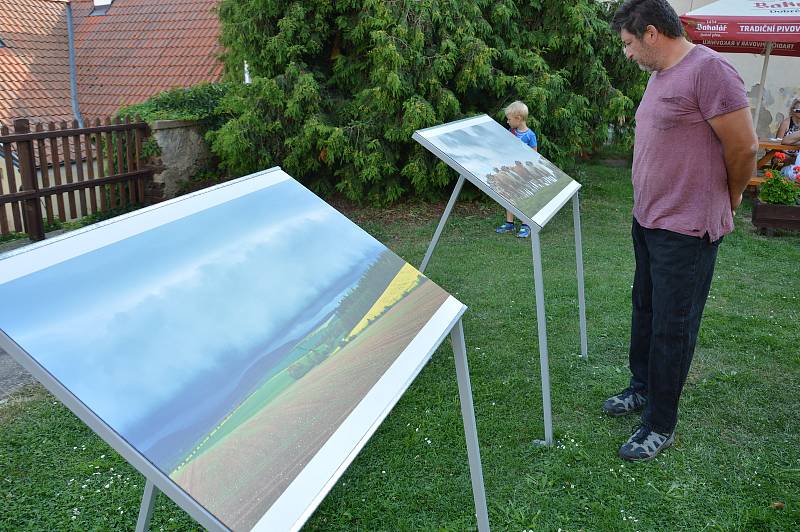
[413,114,581,230]
[0,168,466,531]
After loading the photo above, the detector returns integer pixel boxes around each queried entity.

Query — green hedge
[212,0,645,204]
[116,83,233,128]
[115,1,645,205]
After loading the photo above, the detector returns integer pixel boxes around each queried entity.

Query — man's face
[620,28,658,72]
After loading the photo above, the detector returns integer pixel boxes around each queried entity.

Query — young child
[495,100,538,238]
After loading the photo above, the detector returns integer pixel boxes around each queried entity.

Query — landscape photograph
[419,118,576,221]
[0,176,451,529]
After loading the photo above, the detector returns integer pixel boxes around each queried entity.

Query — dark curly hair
[612,0,684,39]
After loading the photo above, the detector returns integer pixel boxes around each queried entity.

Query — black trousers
[628,218,722,434]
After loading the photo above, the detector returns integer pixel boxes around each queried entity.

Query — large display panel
[413,114,581,230]
[0,168,482,531]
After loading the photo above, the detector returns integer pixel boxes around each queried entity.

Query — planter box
[752,197,800,231]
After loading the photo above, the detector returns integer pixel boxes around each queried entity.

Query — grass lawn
[1,162,798,530]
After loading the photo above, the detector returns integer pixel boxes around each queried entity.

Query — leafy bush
[214,0,645,204]
[206,71,348,197]
[0,231,26,244]
[117,83,233,129]
[760,173,800,205]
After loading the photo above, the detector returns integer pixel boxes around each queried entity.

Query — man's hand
[708,107,758,212]
[731,192,742,216]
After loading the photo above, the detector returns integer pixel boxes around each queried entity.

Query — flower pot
[751,197,800,232]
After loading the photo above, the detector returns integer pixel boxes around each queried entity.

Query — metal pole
[450,318,490,532]
[753,41,773,135]
[65,3,84,128]
[135,480,158,532]
[572,193,588,359]
[530,232,553,446]
[419,175,465,273]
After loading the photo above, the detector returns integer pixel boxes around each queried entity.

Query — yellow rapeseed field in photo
[346,263,423,340]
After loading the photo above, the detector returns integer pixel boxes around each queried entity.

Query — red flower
[775,151,787,161]
[794,165,800,172]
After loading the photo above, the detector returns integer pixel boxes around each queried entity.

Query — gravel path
[0,347,37,400]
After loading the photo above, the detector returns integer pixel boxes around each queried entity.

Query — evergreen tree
[212,0,644,204]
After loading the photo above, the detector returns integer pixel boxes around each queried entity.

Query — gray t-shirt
[632,45,749,242]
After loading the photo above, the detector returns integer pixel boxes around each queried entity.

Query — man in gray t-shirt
[605,0,757,461]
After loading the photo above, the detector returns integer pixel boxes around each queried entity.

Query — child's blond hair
[504,100,529,121]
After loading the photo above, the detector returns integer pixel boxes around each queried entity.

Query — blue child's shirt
[510,128,537,149]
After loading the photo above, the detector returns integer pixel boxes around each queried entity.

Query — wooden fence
[0,117,154,241]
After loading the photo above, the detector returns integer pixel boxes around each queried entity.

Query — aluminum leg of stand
[572,193,588,359]
[419,175,465,273]
[451,318,490,532]
[531,232,553,446]
[136,479,158,532]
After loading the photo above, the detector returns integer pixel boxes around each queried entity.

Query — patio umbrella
[680,0,800,130]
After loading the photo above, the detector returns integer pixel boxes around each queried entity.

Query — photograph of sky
[0,176,452,529]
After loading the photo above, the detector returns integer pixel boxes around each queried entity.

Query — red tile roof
[71,0,223,120]
[0,0,73,127]
[0,0,223,126]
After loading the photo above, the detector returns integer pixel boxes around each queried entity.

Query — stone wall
[149,119,210,201]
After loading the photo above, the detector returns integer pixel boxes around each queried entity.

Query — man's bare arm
[708,107,758,212]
